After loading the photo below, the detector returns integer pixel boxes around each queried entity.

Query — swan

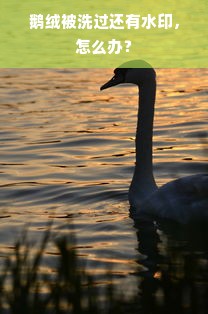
[100,60,208,223]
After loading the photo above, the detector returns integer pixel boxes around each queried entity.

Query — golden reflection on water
[0,68,207,300]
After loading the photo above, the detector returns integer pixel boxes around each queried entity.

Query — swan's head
[100,60,156,91]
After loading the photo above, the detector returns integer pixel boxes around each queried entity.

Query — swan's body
[100,60,208,223]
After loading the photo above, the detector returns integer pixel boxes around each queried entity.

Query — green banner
[1,0,207,67]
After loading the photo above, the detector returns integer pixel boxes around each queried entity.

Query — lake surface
[0,68,207,311]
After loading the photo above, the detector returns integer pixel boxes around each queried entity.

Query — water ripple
[0,68,207,297]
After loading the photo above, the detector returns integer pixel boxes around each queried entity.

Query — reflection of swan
[100,60,208,223]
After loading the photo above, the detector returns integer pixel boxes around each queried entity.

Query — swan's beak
[100,74,123,91]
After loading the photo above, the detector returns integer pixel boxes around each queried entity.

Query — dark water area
[0,68,207,312]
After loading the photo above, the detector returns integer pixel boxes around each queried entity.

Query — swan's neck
[129,79,157,207]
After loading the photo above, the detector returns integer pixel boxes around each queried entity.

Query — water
[0,68,207,310]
